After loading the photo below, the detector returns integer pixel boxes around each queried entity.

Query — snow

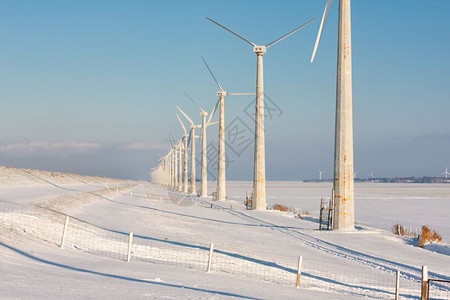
[0,167,449,299]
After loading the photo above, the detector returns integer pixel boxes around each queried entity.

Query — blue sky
[0,1,449,180]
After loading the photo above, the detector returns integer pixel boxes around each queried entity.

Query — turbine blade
[207,98,220,125]
[207,121,219,126]
[206,17,256,47]
[183,91,206,113]
[311,0,333,63]
[201,56,224,92]
[169,129,176,145]
[176,105,194,125]
[187,129,192,148]
[227,92,255,96]
[266,17,317,49]
[168,134,174,148]
[176,114,187,134]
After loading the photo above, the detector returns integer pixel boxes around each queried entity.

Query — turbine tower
[207,17,316,210]
[184,92,218,197]
[177,106,201,195]
[319,170,324,181]
[178,140,183,191]
[202,57,253,201]
[177,114,189,192]
[311,0,354,230]
[169,131,178,190]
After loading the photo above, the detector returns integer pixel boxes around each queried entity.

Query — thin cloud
[120,142,167,151]
[0,140,168,158]
[0,141,103,157]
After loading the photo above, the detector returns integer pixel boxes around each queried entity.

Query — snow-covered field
[0,167,449,299]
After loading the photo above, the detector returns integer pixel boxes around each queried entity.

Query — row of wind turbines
[152,0,356,230]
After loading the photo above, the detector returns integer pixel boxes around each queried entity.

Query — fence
[1,199,449,299]
[428,279,450,300]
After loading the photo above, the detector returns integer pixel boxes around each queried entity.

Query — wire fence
[1,199,449,299]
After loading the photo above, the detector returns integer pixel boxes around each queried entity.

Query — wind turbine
[442,166,450,179]
[202,57,254,201]
[368,171,374,182]
[169,131,178,190]
[319,170,324,181]
[311,0,355,230]
[166,136,175,189]
[178,139,183,191]
[207,16,316,210]
[183,92,218,197]
[177,114,189,192]
[177,106,201,195]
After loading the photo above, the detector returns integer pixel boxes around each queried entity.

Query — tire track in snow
[200,199,450,284]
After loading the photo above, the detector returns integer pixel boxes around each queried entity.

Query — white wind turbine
[442,166,450,179]
[368,171,374,182]
[177,139,183,190]
[169,131,178,190]
[164,139,174,189]
[201,57,254,202]
[177,106,201,195]
[311,0,355,230]
[176,114,189,192]
[207,17,316,210]
[183,92,219,197]
[319,170,324,181]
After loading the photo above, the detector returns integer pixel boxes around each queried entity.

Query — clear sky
[0,0,449,180]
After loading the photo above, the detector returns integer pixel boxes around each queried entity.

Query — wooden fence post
[206,243,214,272]
[296,256,303,288]
[395,270,400,300]
[60,216,69,249]
[127,232,133,262]
[421,266,428,300]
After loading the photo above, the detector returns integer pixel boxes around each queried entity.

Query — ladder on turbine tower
[319,190,334,230]
[245,191,253,210]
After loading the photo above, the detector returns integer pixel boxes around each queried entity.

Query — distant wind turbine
[183,92,218,197]
[169,131,178,189]
[177,106,201,195]
[202,57,254,201]
[177,140,183,191]
[176,115,189,192]
[319,170,324,181]
[442,166,450,179]
[207,16,316,210]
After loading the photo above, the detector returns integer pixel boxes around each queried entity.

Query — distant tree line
[304,177,450,183]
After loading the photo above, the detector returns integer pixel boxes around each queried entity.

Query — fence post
[206,243,214,272]
[296,256,303,288]
[395,270,400,300]
[127,232,133,262]
[60,216,70,249]
[421,266,428,300]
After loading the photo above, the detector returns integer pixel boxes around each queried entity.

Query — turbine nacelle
[253,46,266,55]
[217,90,228,97]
